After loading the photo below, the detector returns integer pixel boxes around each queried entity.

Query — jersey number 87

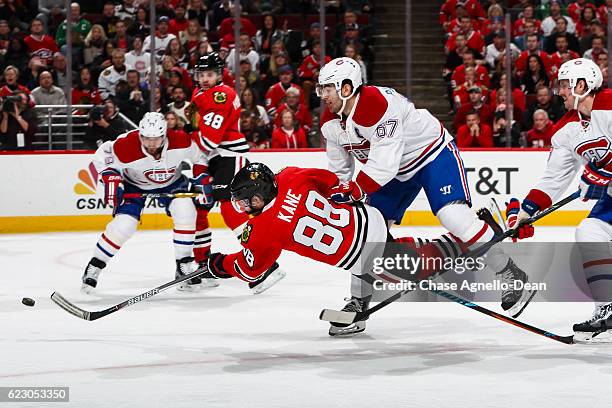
[293,191,350,255]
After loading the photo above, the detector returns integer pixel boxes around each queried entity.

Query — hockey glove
[100,169,124,208]
[205,252,233,279]
[330,181,367,204]
[579,161,612,201]
[505,198,535,240]
[188,173,215,209]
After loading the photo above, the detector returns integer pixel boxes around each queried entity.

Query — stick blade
[319,308,357,324]
[50,292,91,321]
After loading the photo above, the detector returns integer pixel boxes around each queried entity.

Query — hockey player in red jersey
[190,52,285,293]
[316,57,535,334]
[81,112,216,293]
[506,58,612,342]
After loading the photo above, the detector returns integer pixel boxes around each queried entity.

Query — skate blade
[508,288,538,318]
[201,279,220,288]
[251,269,286,295]
[329,321,366,337]
[573,330,612,344]
[81,283,96,295]
[177,283,203,292]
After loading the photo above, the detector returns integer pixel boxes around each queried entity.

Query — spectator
[22,57,46,90]
[335,10,370,47]
[264,64,305,119]
[154,0,175,19]
[239,59,262,94]
[255,14,286,62]
[0,66,31,98]
[599,0,612,26]
[479,4,504,38]
[575,5,599,39]
[72,66,103,105]
[520,55,550,96]
[84,98,131,149]
[128,6,149,38]
[453,85,494,131]
[189,38,214,68]
[583,35,607,62]
[489,73,526,113]
[101,2,119,38]
[597,52,608,72]
[513,20,541,51]
[187,0,210,31]
[439,0,486,32]
[218,12,257,40]
[445,16,485,55]
[83,24,108,67]
[452,67,489,108]
[51,52,72,90]
[523,85,565,131]
[512,4,541,38]
[180,19,207,57]
[567,0,596,23]
[169,5,189,37]
[545,18,581,54]
[484,31,520,69]
[90,40,115,79]
[455,110,493,148]
[492,111,521,147]
[24,19,59,67]
[298,40,331,106]
[241,87,269,126]
[144,16,177,63]
[451,49,490,89]
[165,111,184,131]
[4,37,29,75]
[166,86,190,129]
[112,19,132,52]
[210,0,233,31]
[55,3,91,48]
[241,111,270,149]
[150,87,166,113]
[0,91,36,150]
[0,0,28,32]
[542,1,576,37]
[125,36,151,81]
[0,19,10,54]
[36,0,66,35]
[115,69,148,123]
[515,33,551,77]
[166,38,189,68]
[549,34,581,73]
[115,0,137,22]
[31,70,66,105]
[274,87,313,133]
[336,23,373,64]
[98,48,130,99]
[271,109,308,149]
[300,22,323,59]
[579,19,605,54]
[226,33,260,75]
[527,109,555,148]
[345,44,368,85]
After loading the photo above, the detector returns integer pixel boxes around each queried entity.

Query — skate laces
[587,303,612,323]
[342,297,364,313]
[85,263,101,280]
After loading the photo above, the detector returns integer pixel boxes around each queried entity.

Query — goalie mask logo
[143,167,176,184]
[241,224,253,244]
[213,91,227,104]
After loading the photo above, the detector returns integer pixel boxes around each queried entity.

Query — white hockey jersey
[92,129,205,191]
[526,90,612,210]
[321,85,453,195]
[98,64,132,100]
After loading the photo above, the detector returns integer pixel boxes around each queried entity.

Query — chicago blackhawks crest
[241,224,253,243]
[213,91,227,104]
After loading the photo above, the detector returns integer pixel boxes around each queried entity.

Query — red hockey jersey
[190,84,248,154]
[221,167,375,282]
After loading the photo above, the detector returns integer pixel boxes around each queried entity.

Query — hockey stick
[122,192,201,199]
[429,289,574,344]
[50,267,208,321]
[320,191,581,325]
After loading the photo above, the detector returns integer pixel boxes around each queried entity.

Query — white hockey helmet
[557,58,603,109]
[139,112,167,139]
[317,57,363,100]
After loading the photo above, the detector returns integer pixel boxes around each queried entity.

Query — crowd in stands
[442,0,611,148]
[0,0,374,151]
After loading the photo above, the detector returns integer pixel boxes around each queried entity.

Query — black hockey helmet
[195,52,224,76]
[230,163,278,213]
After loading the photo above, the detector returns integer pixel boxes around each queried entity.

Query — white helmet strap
[571,79,593,110]
[336,79,356,115]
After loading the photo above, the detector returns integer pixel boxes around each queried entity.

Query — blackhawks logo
[213,91,227,104]
[241,224,253,243]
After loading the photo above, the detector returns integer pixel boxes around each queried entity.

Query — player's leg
[81,199,142,294]
[573,214,612,342]
[422,142,535,316]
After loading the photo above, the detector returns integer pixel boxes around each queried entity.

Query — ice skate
[573,303,612,343]
[81,257,106,294]
[176,257,204,291]
[329,296,370,337]
[495,259,537,318]
[249,262,286,294]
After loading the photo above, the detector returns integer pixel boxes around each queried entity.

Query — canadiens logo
[143,167,176,184]
[241,224,253,244]
[575,136,612,165]
[213,91,227,104]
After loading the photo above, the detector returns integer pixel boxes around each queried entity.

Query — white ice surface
[1,227,611,408]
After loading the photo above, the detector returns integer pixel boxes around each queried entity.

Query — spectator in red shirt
[451,49,490,89]
[453,85,494,131]
[218,15,257,39]
[512,4,541,38]
[516,33,550,77]
[298,40,331,108]
[583,35,607,62]
[575,5,599,39]
[526,109,555,148]
[274,88,313,133]
[24,19,59,67]
[169,4,189,37]
[567,0,596,23]
[271,109,308,149]
[0,66,31,99]
[479,4,504,38]
[549,34,581,74]
[456,110,494,148]
[452,67,489,109]
[72,67,103,105]
[439,0,485,31]
[264,65,304,119]
[445,16,485,55]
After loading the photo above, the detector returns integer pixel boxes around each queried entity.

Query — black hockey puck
[22,297,35,307]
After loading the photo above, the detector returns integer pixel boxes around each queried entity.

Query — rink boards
[0,149,592,233]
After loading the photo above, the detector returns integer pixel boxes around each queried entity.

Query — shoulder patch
[352,86,389,128]
[241,224,253,244]
[213,91,227,104]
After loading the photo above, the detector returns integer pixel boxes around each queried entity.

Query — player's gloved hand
[505,198,535,241]
[188,173,215,209]
[200,252,233,279]
[100,169,124,208]
[329,181,367,204]
[579,161,612,201]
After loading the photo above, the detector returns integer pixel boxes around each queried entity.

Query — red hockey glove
[330,181,367,204]
[505,198,535,241]
[100,169,124,208]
